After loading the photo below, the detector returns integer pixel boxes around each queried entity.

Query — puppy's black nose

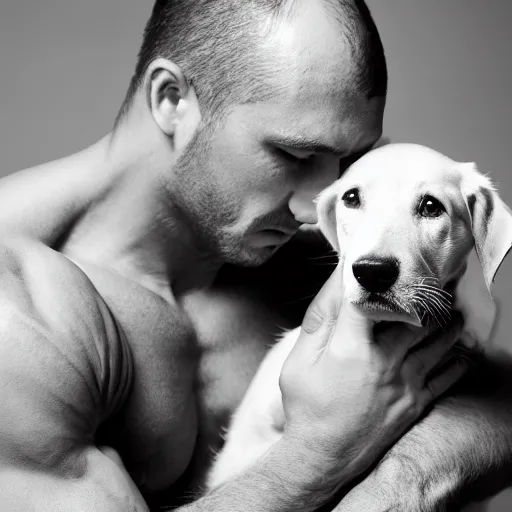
[352,257,399,293]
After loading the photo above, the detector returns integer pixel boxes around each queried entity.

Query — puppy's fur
[207,143,512,489]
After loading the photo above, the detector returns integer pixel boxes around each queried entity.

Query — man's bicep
[0,241,132,465]
[1,447,149,512]
[0,298,104,465]
[0,308,142,510]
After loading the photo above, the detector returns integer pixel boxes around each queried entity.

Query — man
[0,1,510,511]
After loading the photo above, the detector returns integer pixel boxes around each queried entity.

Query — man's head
[117,0,387,266]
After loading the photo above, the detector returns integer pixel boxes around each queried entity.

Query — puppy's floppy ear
[455,249,497,347]
[316,183,339,252]
[460,162,512,291]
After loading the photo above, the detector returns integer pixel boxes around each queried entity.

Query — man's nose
[288,190,318,225]
[288,162,339,224]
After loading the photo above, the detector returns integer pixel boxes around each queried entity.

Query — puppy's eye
[342,188,360,208]
[418,195,445,218]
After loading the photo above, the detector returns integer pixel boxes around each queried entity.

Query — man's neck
[60,131,222,300]
[0,123,219,300]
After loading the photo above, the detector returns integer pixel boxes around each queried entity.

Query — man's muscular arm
[177,439,341,512]
[0,240,140,512]
[0,238,347,512]
[333,349,512,512]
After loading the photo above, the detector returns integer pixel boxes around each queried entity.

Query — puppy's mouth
[352,280,454,328]
[353,292,406,315]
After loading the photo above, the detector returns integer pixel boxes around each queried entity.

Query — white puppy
[207,143,512,489]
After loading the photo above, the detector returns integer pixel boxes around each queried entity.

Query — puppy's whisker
[412,294,449,328]
[420,276,439,283]
[416,276,441,287]
[418,291,452,307]
[413,288,453,315]
[414,297,442,327]
[414,279,454,303]
[416,292,451,326]
[411,296,432,319]
[417,290,451,313]
[394,295,414,315]
[395,296,422,323]
[411,305,422,325]
[416,286,452,300]
[414,284,453,302]
[413,297,437,323]
[411,302,424,324]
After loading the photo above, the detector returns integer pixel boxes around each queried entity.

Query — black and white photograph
[0,1,511,511]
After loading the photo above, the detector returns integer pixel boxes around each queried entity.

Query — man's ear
[460,162,512,291]
[146,58,201,140]
[316,183,339,252]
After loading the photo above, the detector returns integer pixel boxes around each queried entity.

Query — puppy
[206,143,512,489]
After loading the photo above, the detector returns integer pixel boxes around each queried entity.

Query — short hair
[327,0,388,98]
[116,0,387,127]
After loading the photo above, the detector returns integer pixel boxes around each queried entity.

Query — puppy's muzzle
[352,257,400,293]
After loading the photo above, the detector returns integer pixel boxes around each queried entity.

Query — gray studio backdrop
[0,1,510,510]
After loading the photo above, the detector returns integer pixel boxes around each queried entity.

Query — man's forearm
[335,349,512,511]
[176,437,341,512]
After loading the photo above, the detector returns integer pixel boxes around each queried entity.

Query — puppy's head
[316,143,512,342]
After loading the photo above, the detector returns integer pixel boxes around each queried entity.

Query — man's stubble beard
[168,122,272,268]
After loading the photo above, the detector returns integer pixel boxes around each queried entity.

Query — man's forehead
[234,91,382,156]
[271,117,378,152]
[261,93,382,148]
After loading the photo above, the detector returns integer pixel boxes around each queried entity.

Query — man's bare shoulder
[0,237,128,352]
[0,236,104,310]
[0,237,132,467]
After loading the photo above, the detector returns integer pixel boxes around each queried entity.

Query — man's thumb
[326,300,372,356]
[296,267,343,350]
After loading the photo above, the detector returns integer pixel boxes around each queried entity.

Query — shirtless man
[0,1,511,511]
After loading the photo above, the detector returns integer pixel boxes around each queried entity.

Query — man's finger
[325,300,374,356]
[421,357,469,403]
[375,321,427,360]
[405,314,464,378]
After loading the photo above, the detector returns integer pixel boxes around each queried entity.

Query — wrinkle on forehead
[237,96,381,161]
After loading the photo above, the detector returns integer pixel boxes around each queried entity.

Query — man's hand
[331,349,512,512]
[278,267,468,500]
[176,267,467,512]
